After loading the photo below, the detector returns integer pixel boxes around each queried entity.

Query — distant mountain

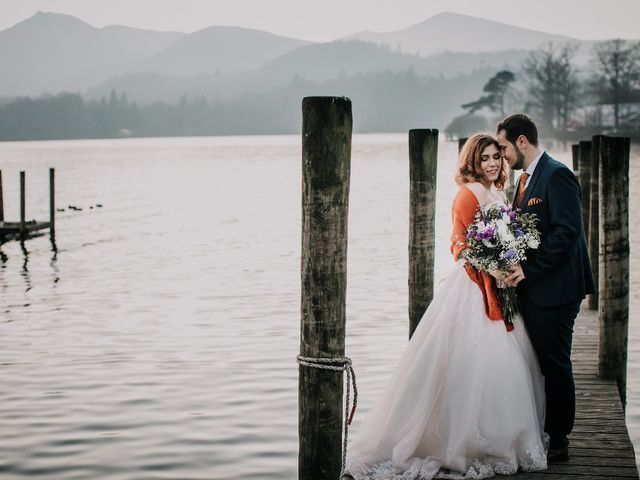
[134,26,311,76]
[0,11,595,99]
[345,12,577,56]
[258,40,529,83]
[0,13,312,98]
[0,11,184,96]
[1,8,614,141]
[86,41,530,104]
[1,11,618,140]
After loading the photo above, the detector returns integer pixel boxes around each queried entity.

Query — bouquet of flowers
[461,203,541,327]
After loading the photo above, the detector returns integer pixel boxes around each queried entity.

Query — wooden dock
[297,100,635,480]
[0,169,55,244]
[0,220,51,236]
[515,307,639,479]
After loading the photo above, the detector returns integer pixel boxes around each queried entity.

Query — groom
[496,114,595,462]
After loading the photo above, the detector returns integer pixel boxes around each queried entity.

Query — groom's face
[497,130,525,170]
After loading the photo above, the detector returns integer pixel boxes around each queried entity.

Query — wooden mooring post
[49,168,55,238]
[0,170,4,243]
[408,129,438,338]
[20,171,26,241]
[588,135,603,311]
[299,96,352,480]
[577,141,592,237]
[572,143,580,172]
[598,136,630,405]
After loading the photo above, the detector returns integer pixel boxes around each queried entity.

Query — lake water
[0,134,637,479]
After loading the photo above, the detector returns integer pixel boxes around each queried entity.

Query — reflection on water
[50,235,58,255]
[19,241,31,291]
[0,134,637,479]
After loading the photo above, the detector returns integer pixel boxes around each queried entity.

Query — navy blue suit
[514,152,595,450]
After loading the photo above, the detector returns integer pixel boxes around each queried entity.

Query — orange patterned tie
[515,172,530,208]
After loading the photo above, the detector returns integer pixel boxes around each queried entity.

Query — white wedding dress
[344,206,548,479]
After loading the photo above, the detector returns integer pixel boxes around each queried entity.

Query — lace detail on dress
[518,435,549,473]
[345,439,547,480]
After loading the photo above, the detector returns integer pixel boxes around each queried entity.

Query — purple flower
[503,249,518,260]
[515,228,524,238]
[476,226,496,241]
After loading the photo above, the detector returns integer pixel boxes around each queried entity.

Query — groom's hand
[505,265,525,287]
[489,269,510,281]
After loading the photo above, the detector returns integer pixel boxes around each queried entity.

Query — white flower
[496,220,515,243]
[527,237,540,249]
[502,213,511,224]
[482,238,498,248]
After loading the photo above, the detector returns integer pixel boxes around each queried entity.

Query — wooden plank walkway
[516,306,638,479]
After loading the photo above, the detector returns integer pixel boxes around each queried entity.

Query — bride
[344,133,548,479]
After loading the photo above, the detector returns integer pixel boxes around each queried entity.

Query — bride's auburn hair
[455,133,508,190]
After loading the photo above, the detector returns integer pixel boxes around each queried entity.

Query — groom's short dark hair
[497,113,539,146]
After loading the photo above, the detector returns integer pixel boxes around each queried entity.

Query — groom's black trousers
[519,293,581,450]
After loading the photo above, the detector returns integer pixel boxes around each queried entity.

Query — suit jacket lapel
[519,152,548,210]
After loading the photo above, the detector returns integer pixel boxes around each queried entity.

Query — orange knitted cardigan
[450,184,511,331]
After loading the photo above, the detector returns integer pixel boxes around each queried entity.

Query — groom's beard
[511,144,526,170]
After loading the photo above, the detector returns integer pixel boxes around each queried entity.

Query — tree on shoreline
[522,42,580,134]
[461,70,515,117]
[591,39,640,130]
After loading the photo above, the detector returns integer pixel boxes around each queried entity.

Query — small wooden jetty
[0,220,52,239]
[297,97,637,479]
[0,169,55,243]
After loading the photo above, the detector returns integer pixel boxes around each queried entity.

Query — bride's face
[478,144,502,184]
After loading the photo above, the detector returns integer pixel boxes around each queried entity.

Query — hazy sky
[1,0,639,42]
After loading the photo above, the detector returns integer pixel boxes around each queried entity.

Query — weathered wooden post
[571,143,580,172]
[457,137,468,153]
[578,141,592,238]
[0,170,4,243]
[598,136,630,406]
[20,171,26,241]
[49,168,55,239]
[0,170,3,222]
[299,96,352,479]
[409,129,438,338]
[588,136,603,310]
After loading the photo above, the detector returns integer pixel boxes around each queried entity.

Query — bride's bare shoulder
[462,182,487,203]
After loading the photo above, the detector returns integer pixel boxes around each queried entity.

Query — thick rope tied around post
[296,355,358,479]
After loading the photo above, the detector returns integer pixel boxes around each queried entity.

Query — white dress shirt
[522,150,544,188]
